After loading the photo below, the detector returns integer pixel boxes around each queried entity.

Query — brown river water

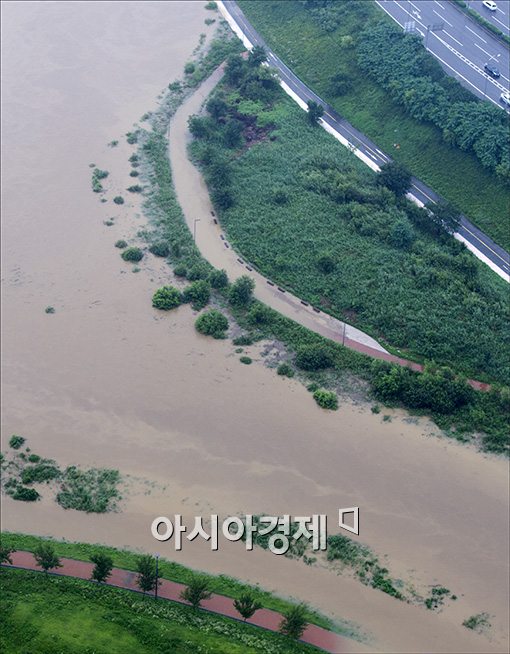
[1,2,509,652]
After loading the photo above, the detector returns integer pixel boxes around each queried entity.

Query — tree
[34,543,62,573]
[195,310,229,338]
[426,200,461,234]
[307,100,324,125]
[248,45,267,67]
[279,603,308,640]
[224,54,246,86]
[180,575,212,609]
[233,593,262,621]
[229,275,255,307]
[377,162,411,197]
[0,546,14,566]
[90,553,113,584]
[152,286,182,311]
[206,96,228,120]
[136,554,158,595]
[313,389,338,410]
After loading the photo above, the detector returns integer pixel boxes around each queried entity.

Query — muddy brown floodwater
[1,2,509,653]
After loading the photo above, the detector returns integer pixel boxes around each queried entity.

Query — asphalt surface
[376,0,510,108]
[471,0,510,35]
[221,1,510,280]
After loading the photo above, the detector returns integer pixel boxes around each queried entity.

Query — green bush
[149,242,170,257]
[113,196,125,205]
[277,363,295,378]
[233,334,254,346]
[9,435,25,450]
[174,264,188,277]
[295,344,334,371]
[229,276,255,307]
[183,280,211,310]
[115,240,127,249]
[21,463,61,485]
[184,62,196,75]
[187,264,209,281]
[12,486,40,502]
[121,247,143,262]
[240,356,252,365]
[313,389,338,410]
[209,269,229,288]
[152,286,182,311]
[127,185,143,193]
[195,310,228,339]
[246,303,272,325]
[45,306,55,314]
[129,170,139,177]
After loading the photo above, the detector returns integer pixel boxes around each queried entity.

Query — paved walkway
[4,550,369,653]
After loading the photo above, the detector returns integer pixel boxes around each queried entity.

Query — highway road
[219,1,510,281]
[470,0,510,36]
[376,0,510,108]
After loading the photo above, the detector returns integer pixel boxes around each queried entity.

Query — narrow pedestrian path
[168,65,491,392]
[3,551,370,653]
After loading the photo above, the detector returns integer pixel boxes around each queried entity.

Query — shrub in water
[9,435,25,450]
[195,310,228,339]
[183,280,211,311]
[127,184,143,193]
[13,486,40,502]
[173,264,188,278]
[113,196,124,205]
[233,334,254,346]
[149,242,170,257]
[313,389,338,410]
[21,463,61,484]
[121,247,143,262]
[240,356,252,365]
[277,363,295,378]
[115,240,128,249]
[152,286,182,311]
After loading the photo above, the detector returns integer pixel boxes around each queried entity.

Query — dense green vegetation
[1,533,344,633]
[237,0,510,250]
[189,54,510,387]
[0,568,316,654]
[131,32,508,453]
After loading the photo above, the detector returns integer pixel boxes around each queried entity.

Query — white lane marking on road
[466,25,487,42]
[433,9,452,26]
[493,15,510,30]
[409,1,420,10]
[434,0,445,8]
[474,41,496,58]
[444,31,463,47]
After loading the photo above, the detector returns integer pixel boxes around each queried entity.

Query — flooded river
[1,2,509,652]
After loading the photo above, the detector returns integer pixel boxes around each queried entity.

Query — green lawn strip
[237,0,510,251]
[0,567,316,654]
[1,532,353,636]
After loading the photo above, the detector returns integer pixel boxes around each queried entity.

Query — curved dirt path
[167,66,491,391]
[4,551,368,653]
[168,66,387,356]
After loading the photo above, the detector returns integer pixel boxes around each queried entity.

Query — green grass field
[0,568,316,654]
[1,532,351,635]
[237,0,510,251]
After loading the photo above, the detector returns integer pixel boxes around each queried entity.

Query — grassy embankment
[0,568,319,654]
[1,532,356,637]
[237,0,510,251]
[128,30,508,453]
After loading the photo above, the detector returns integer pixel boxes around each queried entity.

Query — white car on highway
[500,91,510,107]
[482,0,498,11]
